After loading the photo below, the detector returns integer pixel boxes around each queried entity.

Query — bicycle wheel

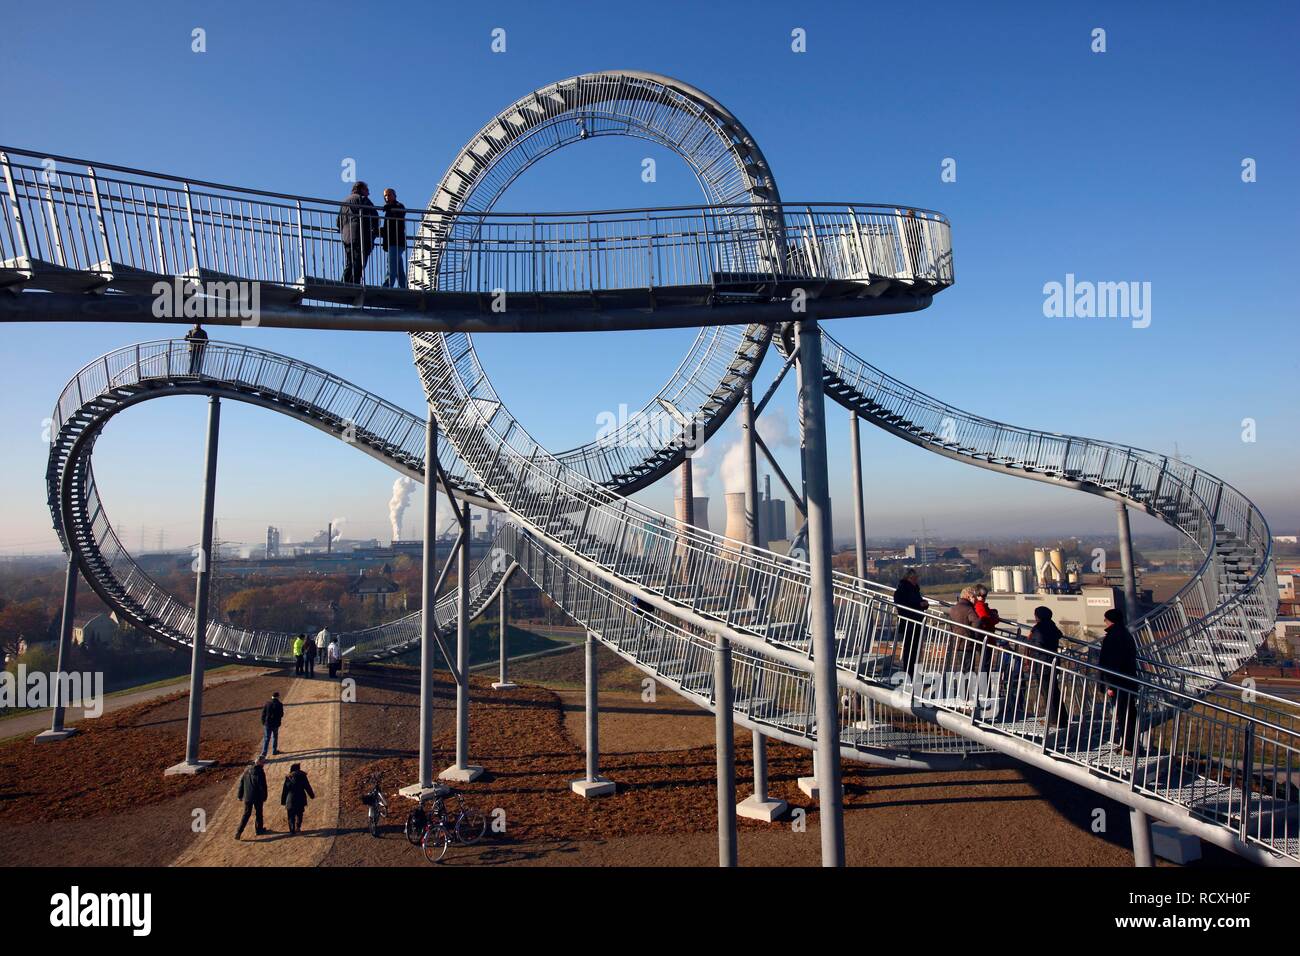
[368,806,381,837]
[404,810,425,846]
[455,807,487,845]
[422,825,451,863]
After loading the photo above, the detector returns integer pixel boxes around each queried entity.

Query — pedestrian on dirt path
[260,691,284,757]
[235,756,269,839]
[292,633,306,675]
[281,762,316,834]
[304,633,318,678]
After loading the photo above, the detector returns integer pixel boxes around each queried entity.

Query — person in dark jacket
[892,569,926,678]
[380,188,407,288]
[234,756,269,839]
[1098,607,1140,753]
[303,634,317,678]
[184,323,208,375]
[260,691,284,758]
[1028,606,1065,726]
[281,763,316,834]
[946,587,984,677]
[338,181,379,284]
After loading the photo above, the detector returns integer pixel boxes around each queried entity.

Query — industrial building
[983,546,1134,639]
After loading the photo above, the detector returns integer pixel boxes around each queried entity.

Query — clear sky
[1,0,1297,556]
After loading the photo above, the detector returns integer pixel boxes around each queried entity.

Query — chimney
[327,522,332,555]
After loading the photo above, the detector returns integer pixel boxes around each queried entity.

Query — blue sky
[1,0,1297,555]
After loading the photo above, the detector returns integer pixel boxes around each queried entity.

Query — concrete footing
[164,759,216,776]
[798,775,819,799]
[398,782,435,801]
[737,793,788,822]
[33,728,78,743]
[439,764,484,783]
[1152,822,1202,864]
[490,681,519,690]
[570,776,616,798]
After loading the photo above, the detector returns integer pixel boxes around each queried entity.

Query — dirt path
[171,676,340,866]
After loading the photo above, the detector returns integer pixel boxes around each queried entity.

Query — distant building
[985,586,1119,639]
[1278,573,1295,603]
[961,548,990,566]
[906,543,939,563]
[1274,535,1298,545]
[346,571,407,611]
[72,613,118,646]
[265,525,281,559]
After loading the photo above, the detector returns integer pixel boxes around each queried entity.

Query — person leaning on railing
[184,323,207,375]
[380,188,407,289]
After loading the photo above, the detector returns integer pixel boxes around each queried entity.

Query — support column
[492,567,518,690]
[1130,806,1153,867]
[795,319,846,867]
[1116,501,1141,622]
[34,554,79,742]
[441,497,483,783]
[571,631,615,797]
[736,383,788,823]
[416,411,438,790]
[715,635,738,866]
[850,413,867,579]
[166,396,220,776]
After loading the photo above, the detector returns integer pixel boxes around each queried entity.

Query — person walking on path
[234,756,269,840]
[281,762,316,834]
[892,569,926,679]
[185,323,208,375]
[260,691,284,757]
[292,633,305,675]
[380,188,407,288]
[304,633,318,678]
[327,635,341,679]
[338,181,379,284]
[1099,607,1141,755]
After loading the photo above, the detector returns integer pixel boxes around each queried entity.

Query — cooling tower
[723,492,748,543]
[674,495,710,532]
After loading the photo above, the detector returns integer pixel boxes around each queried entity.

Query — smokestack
[327,522,332,555]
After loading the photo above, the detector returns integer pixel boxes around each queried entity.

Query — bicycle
[403,783,487,862]
[360,775,389,838]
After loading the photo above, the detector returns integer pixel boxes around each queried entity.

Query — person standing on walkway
[380,188,407,288]
[281,762,316,834]
[260,691,284,758]
[338,181,379,285]
[327,635,341,679]
[235,756,269,840]
[1099,607,1140,754]
[292,633,305,675]
[304,633,318,678]
[892,569,926,679]
[185,323,208,375]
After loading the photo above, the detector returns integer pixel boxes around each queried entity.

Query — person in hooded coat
[235,756,269,839]
[281,762,316,834]
[892,569,926,678]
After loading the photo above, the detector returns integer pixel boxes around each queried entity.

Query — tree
[0,599,53,662]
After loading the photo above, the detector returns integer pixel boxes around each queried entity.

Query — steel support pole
[455,499,470,767]
[1130,806,1154,867]
[715,635,737,866]
[169,397,220,774]
[850,413,867,579]
[36,554,79,741]
[418,410,437,788]
[492,568,518,690]
[586,631,599,783]
[440,497,483,782]
[1116,502,1141,622]
[795,319,846,867]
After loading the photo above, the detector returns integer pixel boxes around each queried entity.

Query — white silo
[1033,548,1048,587]
[991,567,1012,593]
[1012,566,1031,594]
[1050,548,1065,585]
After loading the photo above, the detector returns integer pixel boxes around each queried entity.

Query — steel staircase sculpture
[12,66,1295,864]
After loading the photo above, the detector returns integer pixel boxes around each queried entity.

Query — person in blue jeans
[381,188,407,288]
[260,691,284,757]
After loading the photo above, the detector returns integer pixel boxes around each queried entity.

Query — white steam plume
[388,477,414,541]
